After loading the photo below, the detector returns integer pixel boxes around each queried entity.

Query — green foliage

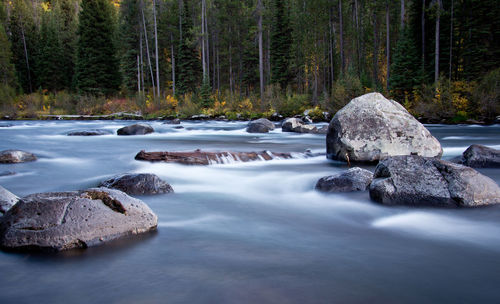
[330,73,364,112]
[199,78,212,108]
[0,23,17,88]
[472,68,500,120]
[119,0,140,93]
[75,0,121,95]
[270,0,292,89]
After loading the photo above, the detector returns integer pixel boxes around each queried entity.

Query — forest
[0,0,498,122]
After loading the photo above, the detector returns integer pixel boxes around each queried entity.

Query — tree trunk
[137,54,141,92]
[171,33,176,96]
[329,6,334,87]
[401,0,405,28]
[339,0,344,75]
[140,33,145,95]
[141,0,155,98]
[153,0,160,97]
[201,0,206,79]
[373,11,379,87]
[20,21,32,93]
[258,0,264,106]
[435,0,441,82]
[449,0,453,80]
[422,0,426,70]
[386,0,390,90]
[354,0,361,76]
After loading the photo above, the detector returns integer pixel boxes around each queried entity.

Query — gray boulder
[0,188,158,251]
[456,144,500,168]
[246,118,275,133]
[67,129,113,136]
[117,123,154,135]
[0,150,37,164]
[0,186,19,215]
[315,167,373,193]
[326,93,442,163]
[99,173,173,195]
[369,155,500,207]
[0,171,15,177]
[282,118,318,134]
[163,118,181,125]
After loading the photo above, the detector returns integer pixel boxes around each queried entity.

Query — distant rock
[246,118,275,133]
[282,118,318,134]
[67,129,113,136]
[369,155,500,207]
[99,173,173,195]
[269,112,284,121]
[0,123,13,128]
[0,150,37,164]
[117,123,154,136]
[0,171,15,177]
[0,188,158,252]
[315,167,373,193]
[327,93,442,163]
[0,185,19,215]
[163,118,181,125]
[454,144,500,168]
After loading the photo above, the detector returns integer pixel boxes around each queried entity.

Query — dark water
[0,121,499,304]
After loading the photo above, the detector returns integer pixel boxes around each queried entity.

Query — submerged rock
[99,173,173,195]
[369,155,500,207]
[0,188,158,252]
[0,185,19,215]
[117,123,154,135]
[246,118,275,133]
[135,149,297,165]
[326,93,442,163]
[67,129,113,136]
[454,144,500,168]
[315,167,373,193]
[0,171,15,177]
[0,150,37,164]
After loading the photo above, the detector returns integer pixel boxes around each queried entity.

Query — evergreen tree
[0,23,17,87]
[270,0,292,89]
[37,10,64,91]
[119,0,141,93]
[55,0,78,90]
[176,0,201,96]
[75,0,121,95]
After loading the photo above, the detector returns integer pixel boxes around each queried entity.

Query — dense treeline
[0,0,498,122]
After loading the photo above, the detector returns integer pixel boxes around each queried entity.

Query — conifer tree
[119,0,141,93]
[0,23,17,88]
[75,0,121,95]
[37,10,64,91]
[270,0,292,89]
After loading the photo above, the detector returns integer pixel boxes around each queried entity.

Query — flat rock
[135,149,296,165]
[99,173,174,195]
[315,167,373,192]
[246,118,275,133]
[282,118,318,133]
[369,155,500,207]
[0,188,158,251]
[117,124,154,135]
[457,144,500,168]
[67,129,113,136]
[327,93,442,163]
[0,150,37,164]
[0,186,19,215]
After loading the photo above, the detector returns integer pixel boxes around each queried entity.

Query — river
[0,120,499,303]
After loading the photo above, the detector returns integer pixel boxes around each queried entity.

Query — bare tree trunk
[153,0,160,97]
[178,0,183,41]
[140,33,145,95]
[435,0,441,83]
[386,0,390,90]
[354,0,360,76]
[373,11,379,87]
[401,0,405,28]
[20,22,32,93]
[204,1,210,82]
[171,33,175,96]
[448,0,453,81]
[137,55,141,92]
[258,0,264,106]
[329,7,334,87]
[201,0,206,79]
[229,42,233,95]
[422,0,426,70]
[141,0,155,98]
[339,0,344,75]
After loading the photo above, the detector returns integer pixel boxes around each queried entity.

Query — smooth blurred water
[0,121,499,304]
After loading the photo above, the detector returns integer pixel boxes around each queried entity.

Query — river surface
[0,120,499,304]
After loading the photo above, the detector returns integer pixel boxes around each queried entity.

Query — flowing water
[0,120,499,304]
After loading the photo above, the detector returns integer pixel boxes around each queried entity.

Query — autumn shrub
[177,93,201,118]
[75,94,106,115]
[0,84,17,116]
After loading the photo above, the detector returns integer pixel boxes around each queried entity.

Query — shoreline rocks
[326,93,442,163]
[0,150,37,164]
[246,118,275,133]
[369,155,500,207]
[117,123,154,135]
[99,173,174,195]
[0,188,158,252]
[67,129,113,136]
[315,167,373,193]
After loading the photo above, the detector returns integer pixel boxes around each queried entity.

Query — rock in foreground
[67,129,113,136]
[246,118,275,133]
[117,123,154,135]
[99,173,173,195]
[0,150,37,164]
[135,149,297,165]
[369,155,500,207]
[0,186,19,215]
[327,93,442,163]
[315,167,373,193]
[0,188,157,251]
[455,144,500,168]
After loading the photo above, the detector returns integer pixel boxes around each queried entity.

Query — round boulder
[326,93,442,163]
[67,129,113,136]
[246,118,275,133]
[369,155,500,207]
[315,167,373,193]
[117,123,154,135]
[0,185,19,215]
[0,188,158,251]
[99,173,173,195]
[0,150,37,164]
[282,118,318,134]
[458,144,500,168]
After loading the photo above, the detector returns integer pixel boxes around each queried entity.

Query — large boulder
[0,186,19,215]
[326,93,442,163]
[67,129,113,136]
[0,188,158,251]
[369,155,500,207]
[456,144,500,168]
[246,118,275,133]
[99,173,173,195]
[0,150,37,164]
[282,118,318,134]
[315,167,373,193]
[117,123,154,135]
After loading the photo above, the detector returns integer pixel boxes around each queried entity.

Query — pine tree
[119,0,141,93]
[37,10,64,91]
[75,0,121,95]
[55,0,78,90]
[270,0,292,89]
[0,23,17,87]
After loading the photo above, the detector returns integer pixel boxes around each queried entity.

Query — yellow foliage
[165,95,178,109]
